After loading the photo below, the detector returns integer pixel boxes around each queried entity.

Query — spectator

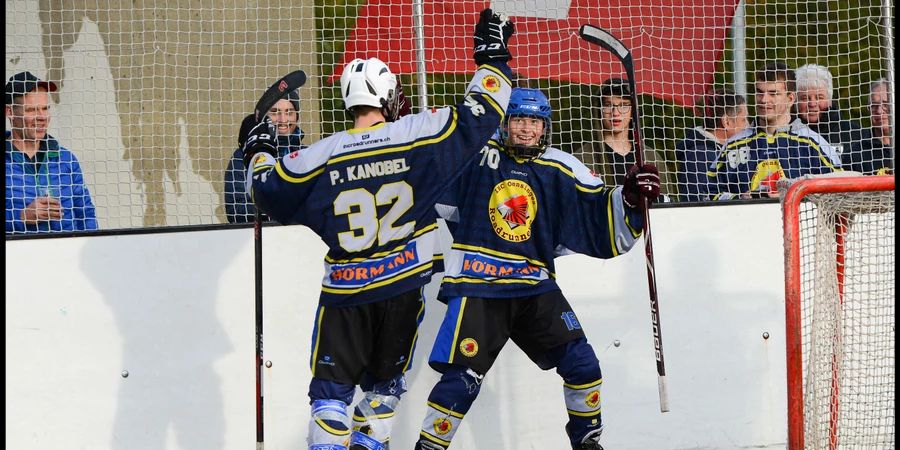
[674,88,749,202]
[5,71,98,234]
[843,78,893,175]
[795,64,873,169]
[869,78,892,147]
[708,62,840,199]
[842,78,894,175]
[223,88,305,223]
[578,77,674,198]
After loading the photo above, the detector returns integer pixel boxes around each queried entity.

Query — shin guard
[308,399,351,450]
[350,393,400,448]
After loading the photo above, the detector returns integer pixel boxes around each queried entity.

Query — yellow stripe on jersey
[533,158,574,177]
[441,276,546,285]
[328,110,459,165]
[478,93,504,116]
[450,243,547,268]
[531,158,606,194]
[275,162,325,184]
[476,64,513,86]
[771,132,837,169]
[320,262,434,294]
[347,121,388,134]
[606,197,620,257]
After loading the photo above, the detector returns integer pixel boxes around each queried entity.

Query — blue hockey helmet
[500,88,552,159]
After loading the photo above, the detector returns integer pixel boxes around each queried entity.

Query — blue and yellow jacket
[707,118,840,199]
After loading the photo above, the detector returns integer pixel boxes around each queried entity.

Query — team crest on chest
[489,179,537,242]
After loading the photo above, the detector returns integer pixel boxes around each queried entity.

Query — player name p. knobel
[330,158,410,185]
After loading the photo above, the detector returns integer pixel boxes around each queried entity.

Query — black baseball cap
[5,71,58,104]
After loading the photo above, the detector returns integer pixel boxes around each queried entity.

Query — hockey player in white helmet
[241,8,516,450]
[414,88,661,450]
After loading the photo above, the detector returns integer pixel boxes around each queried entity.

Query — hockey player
[414,88,661,450]
[707,62,840,199]
[240,9,515,450]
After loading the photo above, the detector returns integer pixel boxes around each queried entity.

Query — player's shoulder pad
[723,127,756,147]
[279,131,342,176]
[537,147,603,186]
[390,106,455,142]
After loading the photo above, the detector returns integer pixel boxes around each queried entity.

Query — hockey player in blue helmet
[500,87,552,159]
[415,87,662,450]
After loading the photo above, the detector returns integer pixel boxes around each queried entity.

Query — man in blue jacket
[5,71,98,234]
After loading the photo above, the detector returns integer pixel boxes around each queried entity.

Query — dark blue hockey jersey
[246,63,513,306]
[707,118,841,199]
[435,140,645,299]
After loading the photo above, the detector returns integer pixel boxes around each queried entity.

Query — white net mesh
[4,0,895,232]
[797,189,894,449]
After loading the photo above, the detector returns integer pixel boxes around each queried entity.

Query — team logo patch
[459,338,479,357]
[489,179,537,242]
[288,150,300,159]
[433,417,453,435]
[585,390,601,409]
[749,159,785,195]
[481,75,501,93]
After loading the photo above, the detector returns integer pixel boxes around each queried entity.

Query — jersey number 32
[334,181,415,252]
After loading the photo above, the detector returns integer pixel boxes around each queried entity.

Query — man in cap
[5,71,98,233]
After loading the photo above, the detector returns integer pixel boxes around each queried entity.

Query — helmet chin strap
[504,143,546,160]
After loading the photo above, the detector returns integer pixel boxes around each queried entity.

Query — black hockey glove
[473,8,515,66]
[623,163,661,209]
[241,116,278,168]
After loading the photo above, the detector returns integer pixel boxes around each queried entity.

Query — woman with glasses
[577,78,673,199]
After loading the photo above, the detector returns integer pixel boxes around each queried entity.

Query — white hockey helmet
[340,57,398,114]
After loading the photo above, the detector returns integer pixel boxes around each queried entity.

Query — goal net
[782,175,895,450]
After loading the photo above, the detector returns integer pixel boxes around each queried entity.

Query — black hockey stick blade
[254,69,307,123]
[579,25,632,66]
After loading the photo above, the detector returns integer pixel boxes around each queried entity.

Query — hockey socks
[416,365,483,449]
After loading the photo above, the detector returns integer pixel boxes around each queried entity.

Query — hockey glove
[386,77,412,122]
[623,163,661,209]
[241,116,278,168]
[473,8,515,66]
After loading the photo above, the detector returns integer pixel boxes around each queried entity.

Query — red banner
[338,0,740,106]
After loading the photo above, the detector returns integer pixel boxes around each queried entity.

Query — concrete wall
[5,202,789,449]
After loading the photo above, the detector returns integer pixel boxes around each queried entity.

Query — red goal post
[782,174,895,450]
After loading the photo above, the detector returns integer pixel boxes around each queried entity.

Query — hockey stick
[579,25,670,413]
[251,69,307,449]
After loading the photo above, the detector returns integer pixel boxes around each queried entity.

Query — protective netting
[4,0,894,232]
[797,189,894,449]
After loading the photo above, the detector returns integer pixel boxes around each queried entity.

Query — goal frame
[781,174,895,450]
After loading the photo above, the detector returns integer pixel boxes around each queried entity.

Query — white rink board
[6,202,788,449]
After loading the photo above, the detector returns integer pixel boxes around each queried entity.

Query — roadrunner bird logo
[496,195,529,228]
[489,179,537,242]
